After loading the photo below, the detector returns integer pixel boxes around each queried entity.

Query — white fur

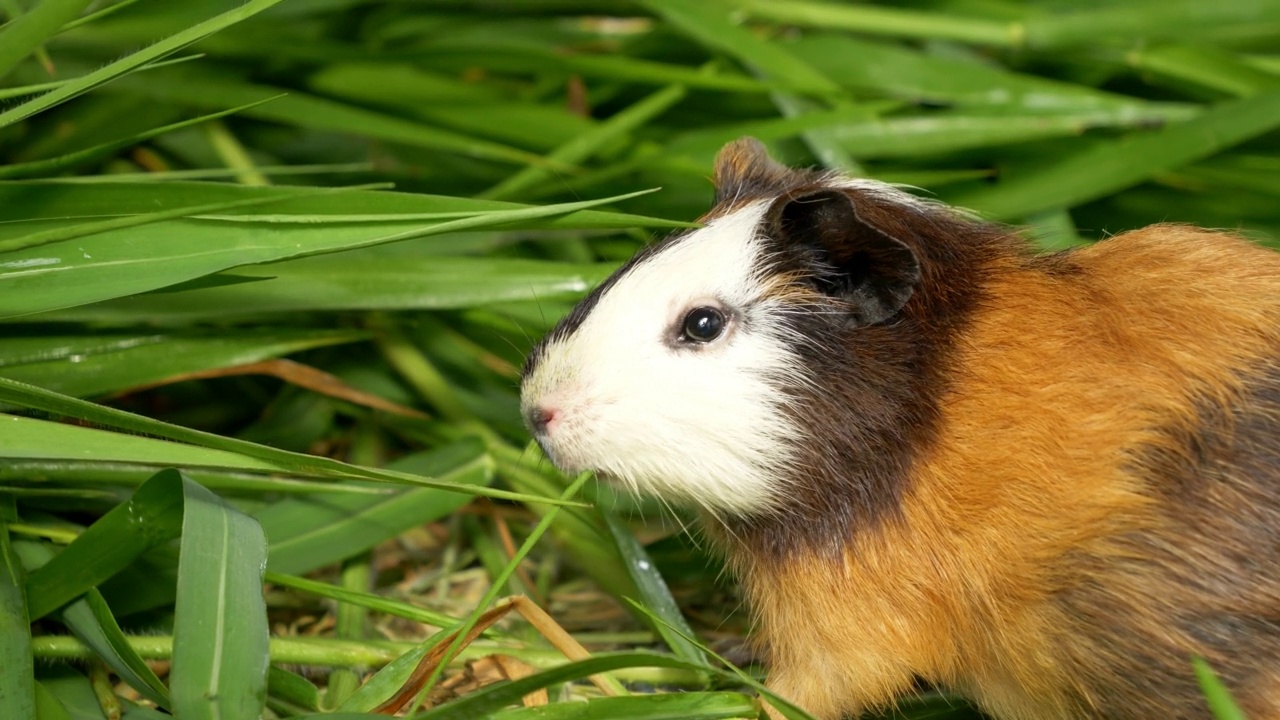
[521,201,810,516]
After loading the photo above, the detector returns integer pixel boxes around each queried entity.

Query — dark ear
[766,189,921,326]
[713,137,803,205]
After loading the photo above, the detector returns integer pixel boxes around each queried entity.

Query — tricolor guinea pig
[519,137,1280,720]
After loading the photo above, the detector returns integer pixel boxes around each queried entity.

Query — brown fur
[734,229,1280,720]
[702,141,1280,719]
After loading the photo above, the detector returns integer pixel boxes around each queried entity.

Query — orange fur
[740,226,1280,719]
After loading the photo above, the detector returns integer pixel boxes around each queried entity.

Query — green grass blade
[16,540,170,709]
[264,573,464,632]
[0,182,383,255]
[169,471,269,720]
[738,0,1017,47]
[0,380,580,506]
[23,471,185,620]
[0,182,681,229]
[0,97,283,180]
[0,187,655,319]
[0,510,35,720]
[267,666,320,713]
[0,0,290,129]
[0,0,94,81]
[416,651,814,720]
[601,511,707,666]
[259,442,493,574]
[641,0,840,95]
[1124,44,1280,98]
[1192,657,1247,720]
[58,591,172,709]
[38,257,615,322]
[488,692,760,720]
[952,90,1280,219]
[0,329,366,398]
[32,681,70,720]
[483,83,687,200]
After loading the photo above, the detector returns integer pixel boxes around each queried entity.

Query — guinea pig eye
[681,306,726,343]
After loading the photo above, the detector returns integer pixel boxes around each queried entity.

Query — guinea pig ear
[713,137,798,205]
[766,189,921,326]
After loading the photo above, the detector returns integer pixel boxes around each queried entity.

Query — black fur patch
[719,188,1022,559]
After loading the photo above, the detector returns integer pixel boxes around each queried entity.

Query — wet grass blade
[601,511,707,666]
[23,471,185,620]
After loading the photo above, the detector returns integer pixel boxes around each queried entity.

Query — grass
[1,0,1278,718]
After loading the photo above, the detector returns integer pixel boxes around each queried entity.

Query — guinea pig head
[519,138,923,519]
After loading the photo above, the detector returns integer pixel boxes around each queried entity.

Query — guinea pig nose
[527,406,559,435]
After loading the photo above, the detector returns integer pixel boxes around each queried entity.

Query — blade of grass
[13,540,169,709]
[0,182,384,255]
[36,257,616,322]
[0,97,284,180]
[0,504,35,720]
[641,0,840,96]
[0,329,365,398]
[409,470,593,714]
[0,0,291,129]
[1192,657,1247,720]
[169,470,270,720]
[0,380,581,506]
[1123,44,1280,98]
[487,692,760,720]
[22,471,185,620]
[600,511,707,666]
[951,90,1280,219]
[258,442,494,574]
[738,0,1019,47]
[482,83,686,200]
[416,651,815,720]
[264,573,465,632]
[0,188,657,319]
[0,0,94,81]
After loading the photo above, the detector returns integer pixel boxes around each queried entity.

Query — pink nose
[527,406,559,435]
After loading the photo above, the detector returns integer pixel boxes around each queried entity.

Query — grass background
[2,0,1279,718]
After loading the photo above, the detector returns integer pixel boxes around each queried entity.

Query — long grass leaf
[0,97,284,180]
[14,541,170,708]
[0,0,94,81]
[0,514,35,719]
[0,380,579,506]
[170,471,269,720]
[0,0,290,129]
[641,0,840,95]
[483,84,687,200]
[952,91,1280,219]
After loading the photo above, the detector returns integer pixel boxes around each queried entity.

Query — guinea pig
[519,136,1280,720]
